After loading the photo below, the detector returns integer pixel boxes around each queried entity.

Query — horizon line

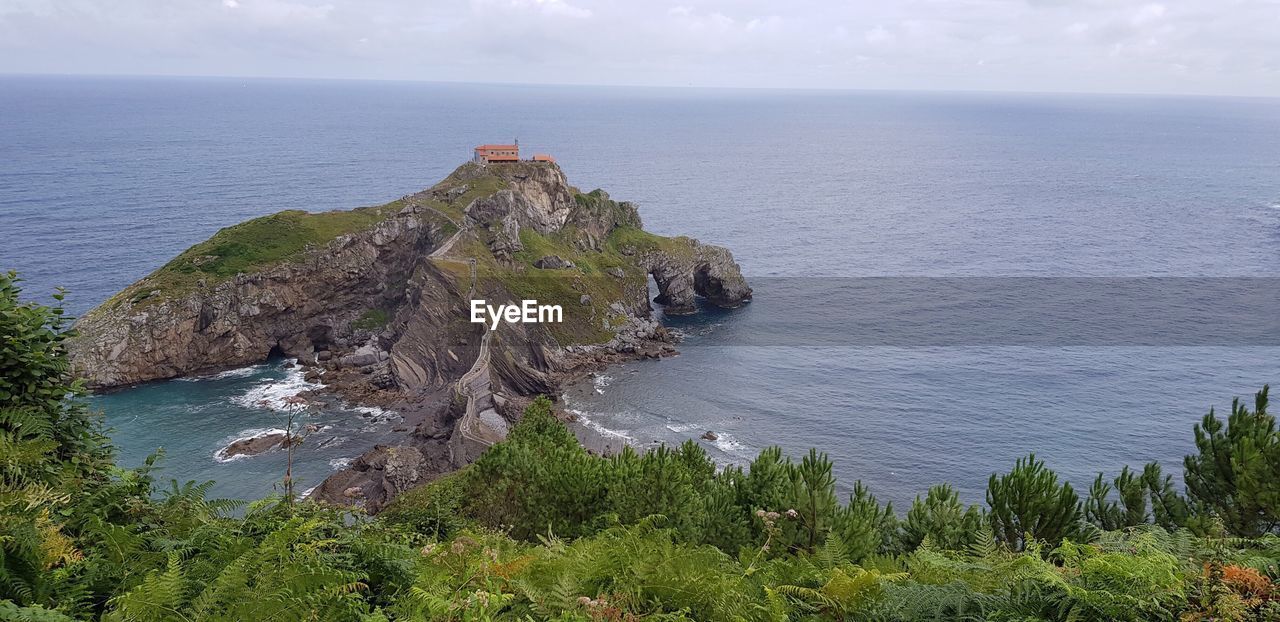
[3,70,1278,102]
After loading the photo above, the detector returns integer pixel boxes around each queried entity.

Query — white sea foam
[592,374,613,395]
[664,422,699,433]
[566,408,634,441]
[300,485,317,499]
[175,364,263,382]
[230,363,323,412]
[207,366,263,380]
[709,432,750,456]
[314,435,347,449]
[329,457,353,470]
[352,405,398,422]
[213,427,288,463]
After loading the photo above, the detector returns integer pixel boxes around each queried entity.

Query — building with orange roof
[473,141,557,165]
[474,142,519,164]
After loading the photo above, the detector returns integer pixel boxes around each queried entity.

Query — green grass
[417,171,509,223]
[450,227,642,346]
[380,468,474,538]
[572,189,643,230]
[94,163,688,350]
[99,165,512,313]
[102,200,407,311]
[351,308,390,331]
[607,225,699,259]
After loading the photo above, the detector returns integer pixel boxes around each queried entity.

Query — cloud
[864,25,894,45]
[472,0,592,19]
[0,0,1275,96]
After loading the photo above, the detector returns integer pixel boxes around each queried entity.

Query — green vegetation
[5,269,1280,620]
[98,166,507,313]
[422,169,509,223]
[351,309,391,331]
[606,225,699,260]
[106,202,406,310]
[504,228,637,344]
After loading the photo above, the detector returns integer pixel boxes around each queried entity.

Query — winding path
[425,205,505,462]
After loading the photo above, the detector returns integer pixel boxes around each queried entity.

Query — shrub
[901,484,985,553]
[987,454,1083,551]
[1185,386,1280,537]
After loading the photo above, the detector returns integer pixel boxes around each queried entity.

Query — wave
[329,457,353,470]
[175,364,265,382]
[212,427,287,463]
[592,374,613,395]
[352,405,398,422]
[230,363,323,412]
[707,431,750,456]
[565,407,634,442]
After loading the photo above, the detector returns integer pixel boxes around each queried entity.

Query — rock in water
[701,431,719,441]
[220,431,296,458]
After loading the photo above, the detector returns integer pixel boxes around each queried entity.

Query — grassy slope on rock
[101,201,408,312]
[94,164,700,349]
[463,189,682,346]
[95,168,509,314]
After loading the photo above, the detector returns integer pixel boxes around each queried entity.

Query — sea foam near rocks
[592,374,613,394]
[566,407,634,442]
[213,427,288,463]
[231,362,323,412]
[707,431,750,457]
[176,364,264,382]
[352,405,397,422]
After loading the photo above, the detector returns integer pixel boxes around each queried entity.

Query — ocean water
[3,76,1279,504]
[92,360,404,500]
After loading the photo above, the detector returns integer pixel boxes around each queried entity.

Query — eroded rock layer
[70,160,752,511]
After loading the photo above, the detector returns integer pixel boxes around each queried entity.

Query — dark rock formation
[642,242,753,315]
[219,431,297,459]
[533,255,575,269]
[70,160,752,511]
[310,444,442,512]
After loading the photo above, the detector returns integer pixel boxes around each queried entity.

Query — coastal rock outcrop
[218,430,298,459]
[640,241,753,315]
[70,160,752,510]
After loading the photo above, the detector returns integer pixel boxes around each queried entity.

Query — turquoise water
[93,359,403,500]
[4,76,1280,505]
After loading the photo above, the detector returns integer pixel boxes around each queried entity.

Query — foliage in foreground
[3,269,1280,621]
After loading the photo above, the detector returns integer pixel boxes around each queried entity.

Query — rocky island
[69,160,751,510]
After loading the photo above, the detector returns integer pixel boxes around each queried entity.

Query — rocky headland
[69,160,751,511]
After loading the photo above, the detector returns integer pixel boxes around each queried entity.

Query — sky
[1,0,1278,97]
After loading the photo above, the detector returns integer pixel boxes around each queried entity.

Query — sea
[2,75,1279,505]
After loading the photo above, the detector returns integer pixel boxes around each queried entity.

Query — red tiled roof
[475,144,518,151]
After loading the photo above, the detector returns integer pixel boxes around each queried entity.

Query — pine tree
[1183,386,1278,537]
[833,481,897,561]
[901,484,985,552]
[1085,465,1151,530]
[1142,462,1191,532]
[788,449,838,553]
[986,454,1082,551]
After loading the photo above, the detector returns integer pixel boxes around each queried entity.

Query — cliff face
[68,206,446,390]
[69,161,751,510]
